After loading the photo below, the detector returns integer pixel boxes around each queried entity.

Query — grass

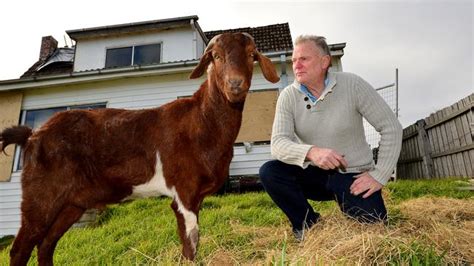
[0,178,472,265]
[386,178,472,202]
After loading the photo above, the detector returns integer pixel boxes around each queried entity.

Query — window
[105,47,132,68]
[15,103,106,171]
[25,107,66,129]
[134,44,161,65]
[24,103,106,129]
[105,43,161,68]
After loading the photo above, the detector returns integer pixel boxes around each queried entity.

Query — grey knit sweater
[271,71,403,185]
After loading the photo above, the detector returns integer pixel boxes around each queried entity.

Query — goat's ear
[189,51,213,79]
[256,52,280,83]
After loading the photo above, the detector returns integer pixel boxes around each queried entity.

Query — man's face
[292,41,329,85]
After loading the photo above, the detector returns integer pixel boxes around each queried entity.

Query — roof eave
[0,63,197,92]
[0,51,291,92]
[329,43,346,57]
[191,19,209,43]
[67,15,199,41]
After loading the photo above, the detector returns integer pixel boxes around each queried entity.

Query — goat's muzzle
[229,79,243,94]
[224,75,250,103]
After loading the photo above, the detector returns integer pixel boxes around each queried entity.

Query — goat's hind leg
[171,198,200,260]
[9,223,47,266]
[10,195,56,266]
[37,205,85,266]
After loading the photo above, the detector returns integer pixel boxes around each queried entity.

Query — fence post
[416,119,434,178]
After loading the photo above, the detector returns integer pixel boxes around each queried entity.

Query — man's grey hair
[295,35,331,57]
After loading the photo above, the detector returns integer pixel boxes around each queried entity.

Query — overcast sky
[0,0,472,127]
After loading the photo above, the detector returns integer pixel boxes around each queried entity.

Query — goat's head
[190,33,280,103]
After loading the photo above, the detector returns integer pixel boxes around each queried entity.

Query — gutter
[279,54,288,90]
[0,61,198,92]
[0,51,293,92]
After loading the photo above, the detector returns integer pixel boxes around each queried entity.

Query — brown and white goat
[0,32,279,265]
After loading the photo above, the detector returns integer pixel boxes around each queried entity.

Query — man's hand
[350,172,383,198]
[306,146,348,171]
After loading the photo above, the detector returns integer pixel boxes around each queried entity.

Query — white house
[0,15,345,237]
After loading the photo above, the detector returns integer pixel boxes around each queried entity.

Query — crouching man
[259,35,402,241]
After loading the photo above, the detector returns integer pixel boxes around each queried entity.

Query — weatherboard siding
[0,173,21,236]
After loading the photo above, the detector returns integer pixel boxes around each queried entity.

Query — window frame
[105,42,162,68]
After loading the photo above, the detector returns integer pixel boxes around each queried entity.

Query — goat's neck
[198,79,244,143]
[207,78,244,110]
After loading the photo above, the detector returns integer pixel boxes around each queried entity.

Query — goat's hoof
[182,249,196,261]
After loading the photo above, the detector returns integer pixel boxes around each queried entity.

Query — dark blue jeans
[259,160,387,231]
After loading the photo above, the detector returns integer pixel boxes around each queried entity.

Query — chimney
[39,36,58,61]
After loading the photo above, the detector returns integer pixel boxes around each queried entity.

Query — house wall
[0,65,289,237]
[0,173,21,236]
[196,31,205,56]
[73,27,202,72]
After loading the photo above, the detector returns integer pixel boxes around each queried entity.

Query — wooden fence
[397,93,473,179]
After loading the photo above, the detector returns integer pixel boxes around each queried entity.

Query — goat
[0,32,279,265]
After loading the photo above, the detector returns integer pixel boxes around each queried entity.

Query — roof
[21,48,74,78]
[204,23,293,53]
[36,48,74,71]
[15,20,349,82]
[67,15,200,41]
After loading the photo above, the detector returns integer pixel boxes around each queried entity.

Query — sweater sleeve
[355,76,403,185]
[271,88,313,167]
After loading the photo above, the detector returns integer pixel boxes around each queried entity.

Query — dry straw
[283,197,473,265]
[203,196,473,265]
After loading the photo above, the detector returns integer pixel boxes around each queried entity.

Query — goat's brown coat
[0,33,279,265]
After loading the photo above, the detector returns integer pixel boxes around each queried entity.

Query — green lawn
[1,178,472,265]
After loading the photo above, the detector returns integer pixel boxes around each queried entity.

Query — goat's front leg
[171,197,200,260]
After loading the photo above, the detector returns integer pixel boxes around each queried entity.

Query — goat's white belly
[128,153,173,199]
[126,153,199,253]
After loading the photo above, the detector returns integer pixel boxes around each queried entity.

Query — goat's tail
[0,126,33,154]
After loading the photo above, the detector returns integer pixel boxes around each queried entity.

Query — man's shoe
[292,214,321,242]
[293,228,305,242]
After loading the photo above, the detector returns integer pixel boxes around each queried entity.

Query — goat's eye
[213,54,221,60]
[249,52,255,58]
